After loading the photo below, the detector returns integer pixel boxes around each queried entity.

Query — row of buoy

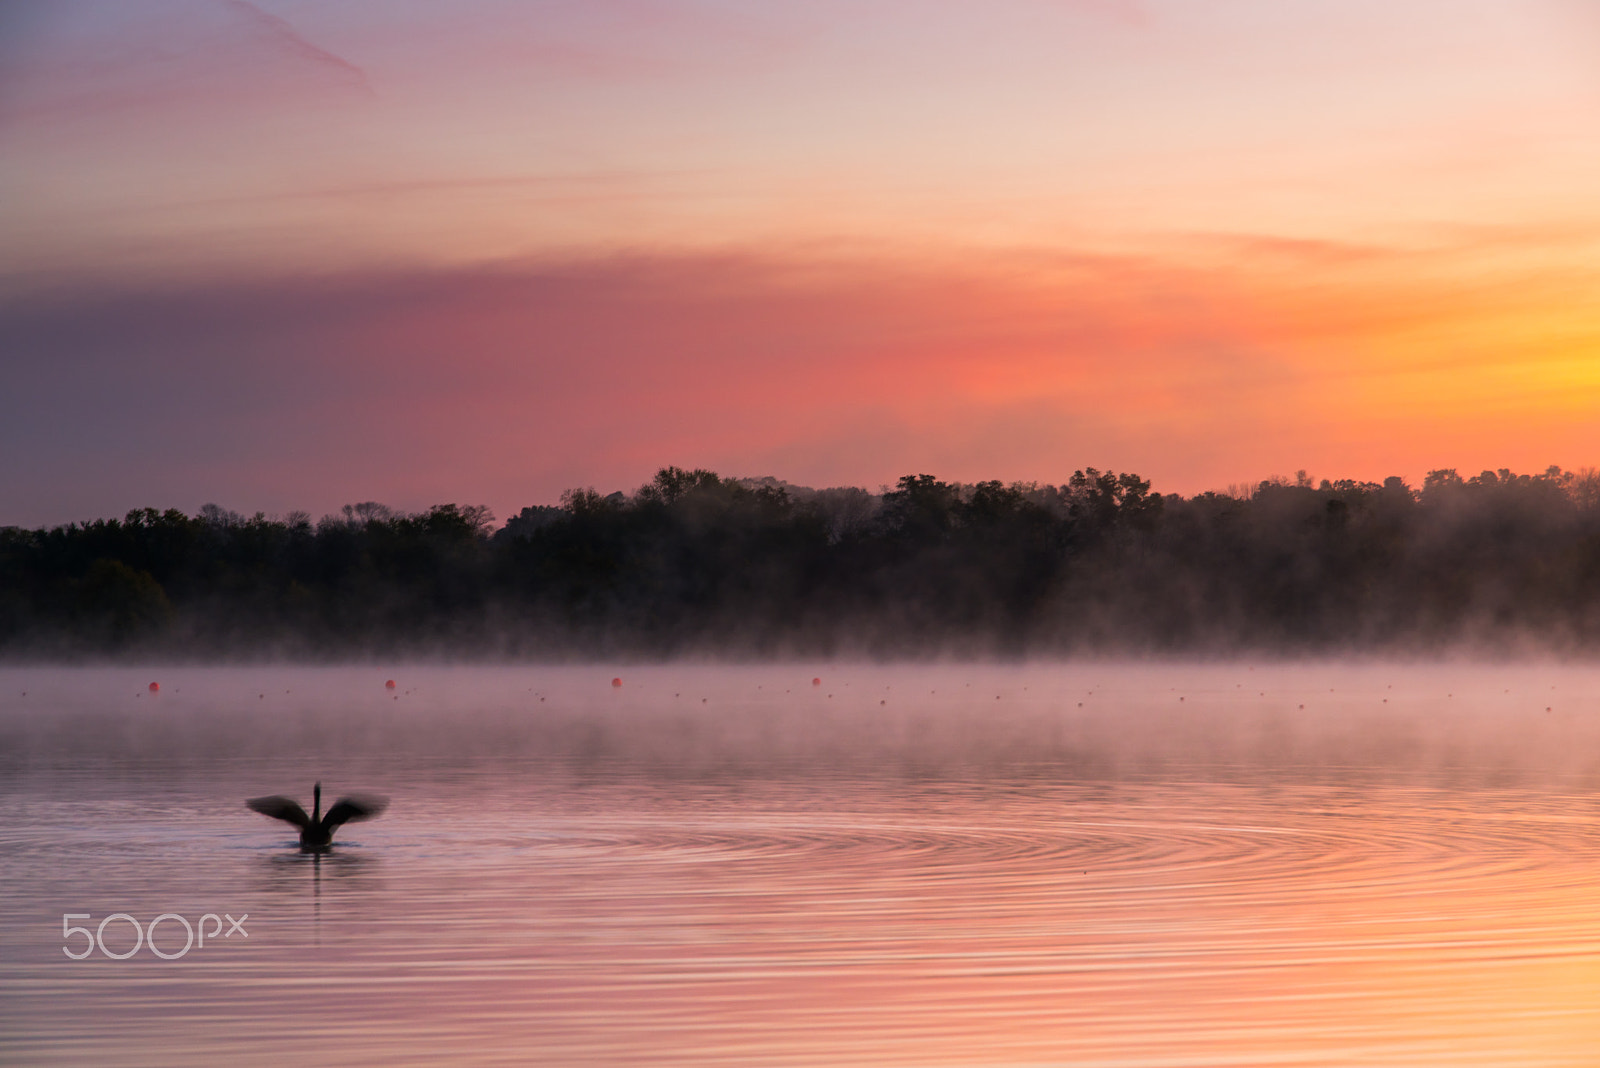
[143,676,1563,703]
[606,676,823,689]
[379,676,838,691]
[99,678,1588,715]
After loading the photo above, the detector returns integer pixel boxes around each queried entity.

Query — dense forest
[4,465,1600,659]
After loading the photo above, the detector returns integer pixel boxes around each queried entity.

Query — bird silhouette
[247,782,387,851]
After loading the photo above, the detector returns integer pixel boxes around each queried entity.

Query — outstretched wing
[322,794,388,831]
[247,795,311,828]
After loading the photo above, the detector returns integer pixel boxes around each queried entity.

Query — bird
[247,782,387,852]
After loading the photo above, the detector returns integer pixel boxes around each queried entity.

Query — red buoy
[148,682,159,693]
[385,680,396,690]
[812,677,821,686]
[612,677,622,687]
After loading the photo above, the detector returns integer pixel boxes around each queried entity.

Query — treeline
[4,465,1600,658]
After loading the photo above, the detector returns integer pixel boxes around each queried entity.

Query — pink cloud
[3,235,1596,528]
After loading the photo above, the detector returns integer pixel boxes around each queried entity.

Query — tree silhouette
[4,465,1600,657]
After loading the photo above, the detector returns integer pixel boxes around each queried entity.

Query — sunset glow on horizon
[4,0,1600,527]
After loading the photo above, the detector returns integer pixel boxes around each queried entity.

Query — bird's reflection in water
[257,849,381,947]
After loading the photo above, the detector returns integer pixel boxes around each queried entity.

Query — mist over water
[5,662,1600,1065]
[7,661,1600,784]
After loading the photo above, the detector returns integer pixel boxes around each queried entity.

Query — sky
[3,0,1599,527]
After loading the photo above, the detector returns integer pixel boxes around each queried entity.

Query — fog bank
[6,663,1600,790]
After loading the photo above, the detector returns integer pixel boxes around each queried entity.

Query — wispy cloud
[0,0,374,125]
[222,0,373,95]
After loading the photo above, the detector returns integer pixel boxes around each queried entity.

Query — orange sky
[2,1,1599,525]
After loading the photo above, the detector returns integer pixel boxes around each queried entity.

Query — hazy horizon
[2,460,1591,533]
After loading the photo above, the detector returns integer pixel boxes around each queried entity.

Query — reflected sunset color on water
[5,664,1600,1065]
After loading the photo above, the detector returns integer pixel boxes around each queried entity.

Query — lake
[4,662,1600,1065]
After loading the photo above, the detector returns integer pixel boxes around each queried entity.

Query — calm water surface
[4,663,1600,1066]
